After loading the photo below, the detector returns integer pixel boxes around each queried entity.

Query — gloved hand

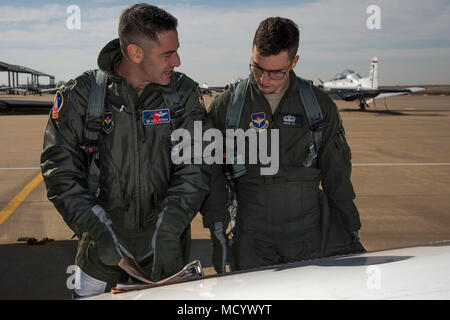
[95,230,125,266]
[151,206,186,282]
[87,205,133,266]
[209,221,235,274]
[351,231,366,253]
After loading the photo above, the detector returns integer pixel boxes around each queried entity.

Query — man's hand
[151,206,186,282]
[151,231,184,282]
[209,221,235,274]
[95,231,127,266]
[89,205,133,266]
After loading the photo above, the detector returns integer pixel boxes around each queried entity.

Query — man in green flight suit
[201,17,364,273]
[40,3,210,297]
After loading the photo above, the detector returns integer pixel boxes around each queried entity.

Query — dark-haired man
[201,17,364,273]
[41,3,210,296]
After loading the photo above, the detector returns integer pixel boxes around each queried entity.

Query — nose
[172,52,181,67]
[260,71,271,85]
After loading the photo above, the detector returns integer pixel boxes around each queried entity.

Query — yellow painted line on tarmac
[0,172,43,226]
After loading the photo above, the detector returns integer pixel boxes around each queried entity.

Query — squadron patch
[249,112,269,132]
[142,109,171,125]
[51,90,64,119]
[103,112,114,134]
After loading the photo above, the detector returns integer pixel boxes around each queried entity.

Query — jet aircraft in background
[0,78,60,96]
[198,82,226,96]
[318,57,424,110]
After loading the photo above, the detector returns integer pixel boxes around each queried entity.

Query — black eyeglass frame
[249,60,293,80]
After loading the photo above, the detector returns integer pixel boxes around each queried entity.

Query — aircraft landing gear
[358,98,369,110]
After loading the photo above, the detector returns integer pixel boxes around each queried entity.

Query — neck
[276,74,291,94]
[117,58,151,93]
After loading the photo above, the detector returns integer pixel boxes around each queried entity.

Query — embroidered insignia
[103,112,114,134]
[51,90,64,119]
[249,112,269,132]
[275,113,303,128]
[142,109,171,125]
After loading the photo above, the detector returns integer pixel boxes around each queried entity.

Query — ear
[292,55,300,69]
[127,44,144,64]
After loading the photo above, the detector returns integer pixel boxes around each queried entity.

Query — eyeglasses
[249,61,292,80]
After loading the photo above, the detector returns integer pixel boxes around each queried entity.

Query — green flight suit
[201,71,363,271]
[40,38,210,291]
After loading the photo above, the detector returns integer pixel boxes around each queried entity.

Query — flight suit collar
[247,70,300,119]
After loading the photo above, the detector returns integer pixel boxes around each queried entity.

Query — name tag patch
[275,113,303,128]
[143,109,171,125]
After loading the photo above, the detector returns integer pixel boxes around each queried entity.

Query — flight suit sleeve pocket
[329,127,352,171]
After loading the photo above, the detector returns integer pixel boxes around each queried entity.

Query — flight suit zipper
[129,98,142,230]
[136,109,146,229]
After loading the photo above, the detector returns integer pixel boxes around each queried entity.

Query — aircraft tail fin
[369,57,378,89]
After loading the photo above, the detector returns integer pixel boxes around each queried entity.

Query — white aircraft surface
[199,82,225,96]
[87,241,450,300]
[319,57,424,110]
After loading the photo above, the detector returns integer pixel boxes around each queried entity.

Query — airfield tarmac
[0,93,449,279]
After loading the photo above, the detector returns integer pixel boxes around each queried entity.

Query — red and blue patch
[51,90,64,119]
[142,109,171,125]
[249,112,269,132]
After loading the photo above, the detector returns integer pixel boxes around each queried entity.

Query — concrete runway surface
[0,92,449,299]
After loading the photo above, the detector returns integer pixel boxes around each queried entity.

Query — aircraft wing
[38,87,60,94]
[9,88,27,94]
[86,241,450,300]
[325,88,380,101]
[325,87,425,102]
[366,87,425,103]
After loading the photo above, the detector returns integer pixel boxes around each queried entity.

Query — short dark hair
[253,17,299,60]
[118,3,178,53]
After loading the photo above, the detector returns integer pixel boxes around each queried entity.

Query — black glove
[209,221,235,274]
[88,205,133,266]
[95,230,126,266]
[151,204,188,282]
[351,231,366,253]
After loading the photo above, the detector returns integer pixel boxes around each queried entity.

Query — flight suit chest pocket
[274,112,304,128]
[276,116,311,166]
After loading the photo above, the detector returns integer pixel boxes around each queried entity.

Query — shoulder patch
[51,90,64,119]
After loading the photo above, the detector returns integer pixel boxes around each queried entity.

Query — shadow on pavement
[0,239,211,300]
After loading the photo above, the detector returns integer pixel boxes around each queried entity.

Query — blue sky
[0,0,449,86]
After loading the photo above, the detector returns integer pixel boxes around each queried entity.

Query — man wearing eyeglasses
[201,17,364,273]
